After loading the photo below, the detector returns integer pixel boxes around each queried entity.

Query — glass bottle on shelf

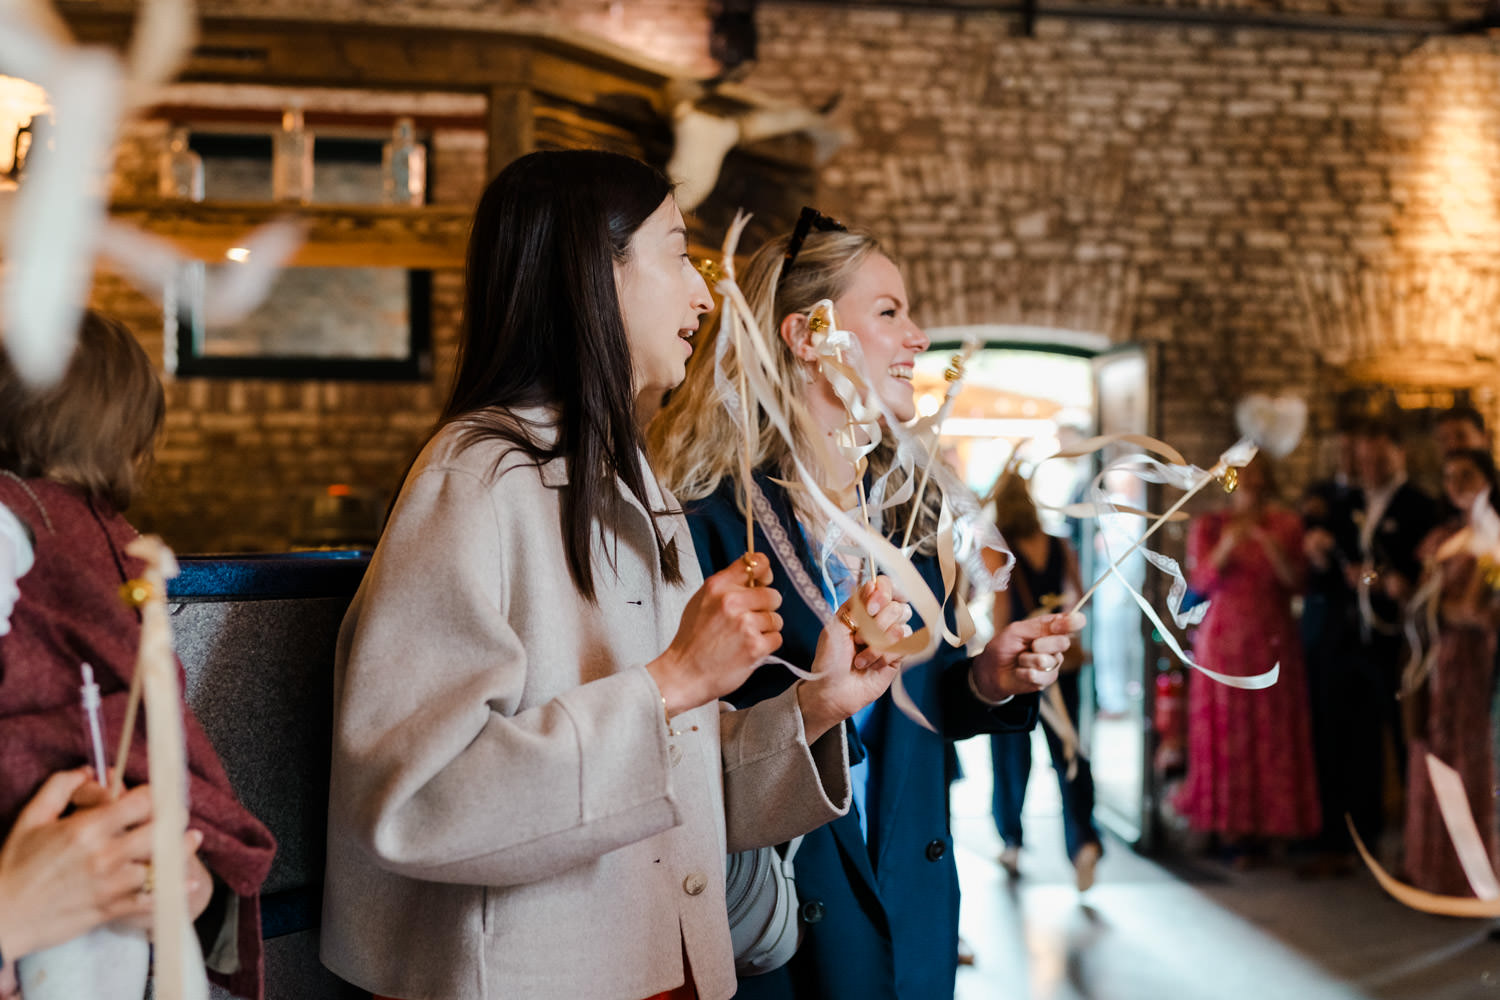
[157,125,204,201]
[272,102,314,204]
[381,116,426,207]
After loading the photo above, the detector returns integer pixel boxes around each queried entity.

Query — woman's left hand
[796,577,910,742]
[971,612,1087,701]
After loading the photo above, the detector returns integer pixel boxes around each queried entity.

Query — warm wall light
[0,75,49,188]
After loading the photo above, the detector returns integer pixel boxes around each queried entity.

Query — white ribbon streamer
[1044,432,1278,691]
[1350,752,1500,915]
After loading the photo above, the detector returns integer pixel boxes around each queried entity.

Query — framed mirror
[170,263,433,380]
[164,128,435,380]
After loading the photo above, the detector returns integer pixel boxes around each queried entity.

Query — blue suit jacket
[685,474,1038,1000]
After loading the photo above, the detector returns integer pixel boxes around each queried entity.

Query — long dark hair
[1444,448,1500,519]
[439,149,680,600]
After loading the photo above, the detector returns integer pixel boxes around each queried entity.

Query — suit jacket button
[925,839,947,862]
[683,872,707,896]
[799,900,825,924]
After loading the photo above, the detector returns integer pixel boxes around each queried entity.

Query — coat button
[925,839,947,862]
[668,744,682,767]
[683,872,707,896]
[799,900,825,924]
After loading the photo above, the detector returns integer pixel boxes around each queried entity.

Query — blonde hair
[650,227,944,550]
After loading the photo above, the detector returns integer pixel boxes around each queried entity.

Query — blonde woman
[650,210,1082,1000]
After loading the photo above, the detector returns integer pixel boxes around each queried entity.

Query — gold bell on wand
[1216,467,1239,494]
[118,578,157,608]
[693,257,724,286]
[944,353,966,384]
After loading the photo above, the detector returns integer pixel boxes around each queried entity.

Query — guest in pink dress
[1175,457,1321,858]
[1402,448,1500,896]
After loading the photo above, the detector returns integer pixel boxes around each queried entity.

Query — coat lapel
[755,471,892,908]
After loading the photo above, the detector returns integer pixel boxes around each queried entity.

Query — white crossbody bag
[724,836,804,976]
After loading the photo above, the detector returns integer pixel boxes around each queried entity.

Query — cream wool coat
[321,412,850,1000]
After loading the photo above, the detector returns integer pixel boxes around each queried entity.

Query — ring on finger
[837,606,858,633]
[742,552,759,587]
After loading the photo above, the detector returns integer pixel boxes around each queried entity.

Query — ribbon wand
[899,337,980,553]
[1065,445,1250,618]
[696,255,755,562]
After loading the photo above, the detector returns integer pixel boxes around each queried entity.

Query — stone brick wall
[76,0,718,74]
[745,5,1500,512]
[71,2,1500,550]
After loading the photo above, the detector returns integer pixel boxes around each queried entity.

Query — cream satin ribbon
[0,0,299,390]
[1351,753,1500,915]
[113,536,210,1000]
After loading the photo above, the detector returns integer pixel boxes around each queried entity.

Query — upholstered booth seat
[171,551,372,1000]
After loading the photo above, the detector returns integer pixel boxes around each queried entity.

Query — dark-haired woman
[1402,448,1500,895]
[0,311,276,999]
[321,151,903,1000]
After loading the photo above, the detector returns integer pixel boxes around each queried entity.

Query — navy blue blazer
[685,474,1038,1000]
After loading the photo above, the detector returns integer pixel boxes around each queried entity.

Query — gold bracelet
[662,695,699,737]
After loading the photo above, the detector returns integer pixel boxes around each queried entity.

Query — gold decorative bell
[694,257,724,286]
[944,354,967,383]
[119,578,156,608]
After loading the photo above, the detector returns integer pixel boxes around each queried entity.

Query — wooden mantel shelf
[109,200,471,270]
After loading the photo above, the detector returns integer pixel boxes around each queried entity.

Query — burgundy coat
[0,476,276,999]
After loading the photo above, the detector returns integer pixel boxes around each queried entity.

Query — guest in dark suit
[1353,420,1438,836]
[650,215,1082,1000]
[1299,424,1373,866]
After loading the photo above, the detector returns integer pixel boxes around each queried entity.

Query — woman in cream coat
[321,151,910,1000]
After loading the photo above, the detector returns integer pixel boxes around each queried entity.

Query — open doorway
[916,331,1154,847]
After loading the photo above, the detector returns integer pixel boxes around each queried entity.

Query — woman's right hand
[648,552,783,715]
[0,771,155,962]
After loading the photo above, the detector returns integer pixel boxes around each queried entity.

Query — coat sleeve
[328,463,680,888]
[719,684,850,853]
[936,657,1038,739]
